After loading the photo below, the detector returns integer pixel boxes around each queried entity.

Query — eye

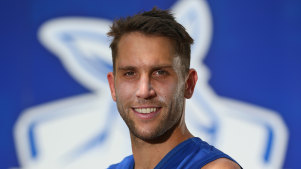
[157,70,166,75]
[124,71,135,76]
[153,69,169,77]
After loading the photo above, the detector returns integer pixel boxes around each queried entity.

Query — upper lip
[132,106,161,109]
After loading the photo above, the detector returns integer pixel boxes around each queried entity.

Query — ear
[107,72,116,101]
[184,69,198,99]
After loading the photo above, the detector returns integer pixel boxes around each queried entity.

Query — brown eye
[153,70,168,77]
[124,71,135,76]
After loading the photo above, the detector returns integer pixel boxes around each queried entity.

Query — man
[107,8,241,169]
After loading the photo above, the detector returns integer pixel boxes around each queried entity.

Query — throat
[130,123,193,169]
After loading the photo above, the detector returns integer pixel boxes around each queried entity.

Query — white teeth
[135,108,157,114]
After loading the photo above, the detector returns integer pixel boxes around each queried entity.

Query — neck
[130,121,193,169]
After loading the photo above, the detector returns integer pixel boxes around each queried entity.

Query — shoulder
[159,137,241,169]
[107,155,134,169]
[201,158,241,169]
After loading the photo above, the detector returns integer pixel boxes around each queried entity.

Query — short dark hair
[107,7,194,74]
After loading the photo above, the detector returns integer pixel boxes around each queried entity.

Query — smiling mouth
[133,107,160,114]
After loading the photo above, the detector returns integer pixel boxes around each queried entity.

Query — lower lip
[132,108,161,120]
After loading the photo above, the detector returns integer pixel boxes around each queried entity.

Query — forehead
[116,32,176,68]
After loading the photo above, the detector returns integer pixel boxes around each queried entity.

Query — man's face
[107,32,191,141]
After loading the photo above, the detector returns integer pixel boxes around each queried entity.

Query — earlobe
[107,72,117,101]
[184,69,198,99]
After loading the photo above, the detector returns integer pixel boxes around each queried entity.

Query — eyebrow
[151,65,173,70]
[117,65,173,71]
[117,66,136,71]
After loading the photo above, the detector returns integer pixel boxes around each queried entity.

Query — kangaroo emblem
[14,0,288,168]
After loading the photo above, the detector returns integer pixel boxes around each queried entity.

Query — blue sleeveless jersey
[108,137,241,169]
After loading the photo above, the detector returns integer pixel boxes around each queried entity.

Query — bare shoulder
[201,158,241,169]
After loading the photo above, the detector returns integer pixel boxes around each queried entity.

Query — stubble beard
[116,89,185,142]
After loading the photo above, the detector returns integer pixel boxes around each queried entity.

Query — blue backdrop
[1,0,300,168]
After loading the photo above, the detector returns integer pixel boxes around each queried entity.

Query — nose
[136,75,156,99]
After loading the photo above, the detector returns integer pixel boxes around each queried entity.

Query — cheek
[154,80,180,101]
[115,80,136,100]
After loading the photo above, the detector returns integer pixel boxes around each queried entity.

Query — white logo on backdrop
[14,0,288,169]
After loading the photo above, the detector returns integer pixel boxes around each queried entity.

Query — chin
[130,124,176,143]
